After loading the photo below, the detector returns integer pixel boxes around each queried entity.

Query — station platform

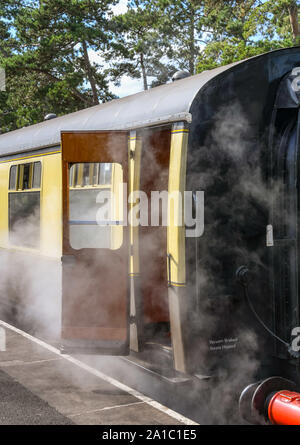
[0,321,196,425]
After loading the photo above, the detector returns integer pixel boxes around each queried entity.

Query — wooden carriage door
[61,131,129,354]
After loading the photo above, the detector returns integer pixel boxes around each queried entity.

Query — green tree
[105,0,176,90]
[267,0,300,44]
[154,0,208,75]
[196,0,300,72]
[0,0,18,131]
[0,0,118,132]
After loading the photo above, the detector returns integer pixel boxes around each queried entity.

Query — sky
[88,0,145,99]
[89,48,146,98]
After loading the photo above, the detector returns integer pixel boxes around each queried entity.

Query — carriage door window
[69,162,123,250]
[8,162,42,248]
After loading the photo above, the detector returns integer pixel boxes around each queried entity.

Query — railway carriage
[1,47,300,423]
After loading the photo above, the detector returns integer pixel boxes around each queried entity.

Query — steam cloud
[0,103,277,424]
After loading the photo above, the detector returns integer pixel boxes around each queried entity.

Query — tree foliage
[104,0,177,90]
[0,0,299,132]
[152,0,208,75]
[196,0,300,72]
[0,0,117,132]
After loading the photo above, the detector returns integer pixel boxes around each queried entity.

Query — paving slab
[0,325,189,425]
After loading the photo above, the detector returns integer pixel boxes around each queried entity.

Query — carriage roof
[0,47,299,157]
[0,61,242,156]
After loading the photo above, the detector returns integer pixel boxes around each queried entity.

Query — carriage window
[92,163,100,185]
[69,162,123,250]
[69,163,76,187]
[9,192,40,248]
[69,162,113,188]
[22,164,31,189]
[9,166,17,190]
[8,161,42,248]
[82,163,90,186]
[9,162,42,191]
[100,163,112,185]
[32,162,41,188]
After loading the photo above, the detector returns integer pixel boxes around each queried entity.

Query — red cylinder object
[268,390,300,425]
